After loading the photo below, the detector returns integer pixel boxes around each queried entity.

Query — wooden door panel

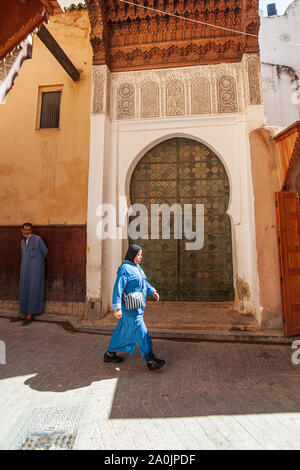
[288,252,300,269]
[283,196,298,212]
[275,191,300,335]
[290,277,300,302]
[286,218,300,246]
[291,306,300,329]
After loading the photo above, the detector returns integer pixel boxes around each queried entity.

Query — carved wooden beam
[85,0,259,71]
[19,0,59,14]
[86,0,110,66]
[40,0,54,14]
[36,24,80,81]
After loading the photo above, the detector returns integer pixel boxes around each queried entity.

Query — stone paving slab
[1,318,300,450]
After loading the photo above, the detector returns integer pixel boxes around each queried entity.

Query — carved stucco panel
[117,82,135,119]
[111,62,246,118]
[191,77,211,114]
[217,75,238,113]
[92,66,104,114]
[160,79,165,116]
[166,79,185,116]
[141,81,159,118]
[247,58,262,105]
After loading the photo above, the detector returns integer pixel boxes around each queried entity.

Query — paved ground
[1,317,300,450]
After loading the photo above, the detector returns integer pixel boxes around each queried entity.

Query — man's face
[21,225,32,238]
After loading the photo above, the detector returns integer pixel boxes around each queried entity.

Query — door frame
[127,135,235,302]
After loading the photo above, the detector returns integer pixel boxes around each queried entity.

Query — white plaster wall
[87,60,265,321]
[260,1,300,71]
[86,114,105,303]
[261,63,300,126]
[99,112,264,319]
[87,113,124,314]
[259,0,300,127]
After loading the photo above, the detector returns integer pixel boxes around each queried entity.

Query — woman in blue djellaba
[104,244,165,371]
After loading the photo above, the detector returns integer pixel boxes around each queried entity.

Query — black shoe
[104,352,124,363]
[10,316,26,322]
[21,318,33,326]
[147,357,165,371]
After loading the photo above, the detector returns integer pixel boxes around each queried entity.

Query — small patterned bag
[123,291,145,310]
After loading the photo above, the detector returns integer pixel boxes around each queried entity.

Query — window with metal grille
[39,91,61,129]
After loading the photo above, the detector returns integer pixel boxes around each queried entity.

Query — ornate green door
[129,138,234,302]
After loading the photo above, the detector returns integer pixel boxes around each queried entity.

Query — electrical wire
[118,0,300,47]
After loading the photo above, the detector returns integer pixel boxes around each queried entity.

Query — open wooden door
[275,192,300,335]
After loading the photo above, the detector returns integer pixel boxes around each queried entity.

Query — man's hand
[153,292,160,302]
[113,309,122,319]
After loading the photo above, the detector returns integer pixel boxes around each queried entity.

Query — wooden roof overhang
[0,0,62,61]
[86,0,260,72]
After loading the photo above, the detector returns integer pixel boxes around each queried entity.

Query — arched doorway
[129,137,234,302]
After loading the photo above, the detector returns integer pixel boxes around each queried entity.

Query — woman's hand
[153,292,160,302]
[113,309,122,319]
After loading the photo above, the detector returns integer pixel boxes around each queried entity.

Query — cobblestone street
[1,317,300,450]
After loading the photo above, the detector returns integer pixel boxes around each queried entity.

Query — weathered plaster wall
[0,10,92,225]
[0,10,92,314]
[261,63,300,127]
[249,127,283,329]
[259,1,300,127]
[260,1,300,72]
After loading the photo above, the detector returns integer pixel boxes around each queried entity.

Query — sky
[57,0,296,17]
[259,0,295,15]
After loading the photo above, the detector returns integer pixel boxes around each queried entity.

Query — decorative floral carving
[108,40,245,72]
[112,63,245,119]
[93,68,104,114]
[86,0,109,65]
[0,48,19,82]
[217,75,238,113]
[141,81,159,118]
[247,58,262,105]
[86,0,260,70]
[117,82,135,119]
[166,79,185,116]
[191,77,211,114]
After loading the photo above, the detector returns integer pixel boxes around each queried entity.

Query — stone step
[1,311,297,345]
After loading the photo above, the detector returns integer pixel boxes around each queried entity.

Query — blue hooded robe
[107,260,156,357]
[19,234,48,315]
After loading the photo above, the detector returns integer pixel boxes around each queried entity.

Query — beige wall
[249,127,283,328]
[0,10,92,225]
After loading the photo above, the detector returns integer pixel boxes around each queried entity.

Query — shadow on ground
[1,318,300,419]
